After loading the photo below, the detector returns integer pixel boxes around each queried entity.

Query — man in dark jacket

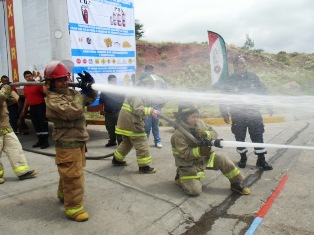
[219,55,273,171]
[99,75,125,147]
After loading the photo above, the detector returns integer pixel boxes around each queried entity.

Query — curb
[87,116,286,126]
[202,116,286,125]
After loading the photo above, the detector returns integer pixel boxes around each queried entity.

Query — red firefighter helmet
[44,61,69,80]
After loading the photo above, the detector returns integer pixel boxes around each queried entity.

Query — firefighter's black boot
[112,156,127,166]
[238,153,247,168]
[230,182,250,195]
[256,155,273,171]
[139,165,156,174]
[175,173,181,186]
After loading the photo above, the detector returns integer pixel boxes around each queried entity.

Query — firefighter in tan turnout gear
[112,76,159,173]
[0,85,38,184]
[44,61,97,222]
[171,103,250,196]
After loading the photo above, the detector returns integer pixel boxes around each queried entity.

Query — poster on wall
[67,0,136,87]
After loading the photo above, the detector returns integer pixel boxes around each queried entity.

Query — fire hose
[158,114,314,151]
[9,81,79,87]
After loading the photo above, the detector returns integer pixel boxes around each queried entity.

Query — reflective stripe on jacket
[115,96,152,137]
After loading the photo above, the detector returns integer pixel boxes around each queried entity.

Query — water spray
[10,82,314,110]
[10,82,314,150]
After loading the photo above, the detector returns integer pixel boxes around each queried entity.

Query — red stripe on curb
[256,174,289,218]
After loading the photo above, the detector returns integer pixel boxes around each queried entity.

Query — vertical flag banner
[207,31,228,87]
[6,0,19,82]
[66,0,135,86]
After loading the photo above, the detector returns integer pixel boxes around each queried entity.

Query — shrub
[161,51,167,60]
[137,50,144,57]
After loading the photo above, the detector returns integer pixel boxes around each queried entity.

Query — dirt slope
[136,41,210,78]
[135,40,314,93]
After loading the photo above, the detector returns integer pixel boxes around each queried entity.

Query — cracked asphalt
[1,117,314,235]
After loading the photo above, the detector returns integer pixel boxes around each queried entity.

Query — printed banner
[67,0,136,87]
[207,31,229,87]
[6,0,19,82]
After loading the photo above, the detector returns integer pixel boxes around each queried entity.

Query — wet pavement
[1,116,314,235]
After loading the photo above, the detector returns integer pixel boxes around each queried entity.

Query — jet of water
[92,83,314,112]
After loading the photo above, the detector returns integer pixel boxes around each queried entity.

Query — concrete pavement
[1,117,314,235]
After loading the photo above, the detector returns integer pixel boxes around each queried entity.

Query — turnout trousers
[0,131,31,177]
[178,152,244,196]
[55,145,86,216]
[114,135,153,166]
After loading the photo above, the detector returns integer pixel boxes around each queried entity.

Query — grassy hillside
[136,41,314,95]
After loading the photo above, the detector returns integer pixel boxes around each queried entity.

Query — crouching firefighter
[44,61,97,222]
[171,103,250,196]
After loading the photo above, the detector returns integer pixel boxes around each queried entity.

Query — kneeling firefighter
[44,61,97,222]
[171,103,250,196]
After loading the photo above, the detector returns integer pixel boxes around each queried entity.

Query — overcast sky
[133,0,314,53]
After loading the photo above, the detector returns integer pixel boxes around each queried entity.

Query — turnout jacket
[0,85,13,132]
[171,119,218,167]
[45,88,97,144]
[115,96,153,137]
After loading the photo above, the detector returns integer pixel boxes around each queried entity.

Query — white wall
[0,0,72,81]
[48,0,71,61]
[21,0,51,75]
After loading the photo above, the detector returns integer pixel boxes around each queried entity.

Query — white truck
[0,0,136,85]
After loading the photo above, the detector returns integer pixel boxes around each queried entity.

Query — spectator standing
[140,64,166,148]
[99,75,124,147]
[20,71,49,149]
[44,61,97,222]
[0,84,38,184]
[219,55,273,171]
[1,75,20,133]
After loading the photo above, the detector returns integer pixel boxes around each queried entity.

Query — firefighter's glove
[195,129,208,139]
[0,84,12,98]
[78,71,95,84]
[78,82,93,90]
[77,71,95,91]
[152,109,159,119]
[199,145,211,156]
[213,139,223,148]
